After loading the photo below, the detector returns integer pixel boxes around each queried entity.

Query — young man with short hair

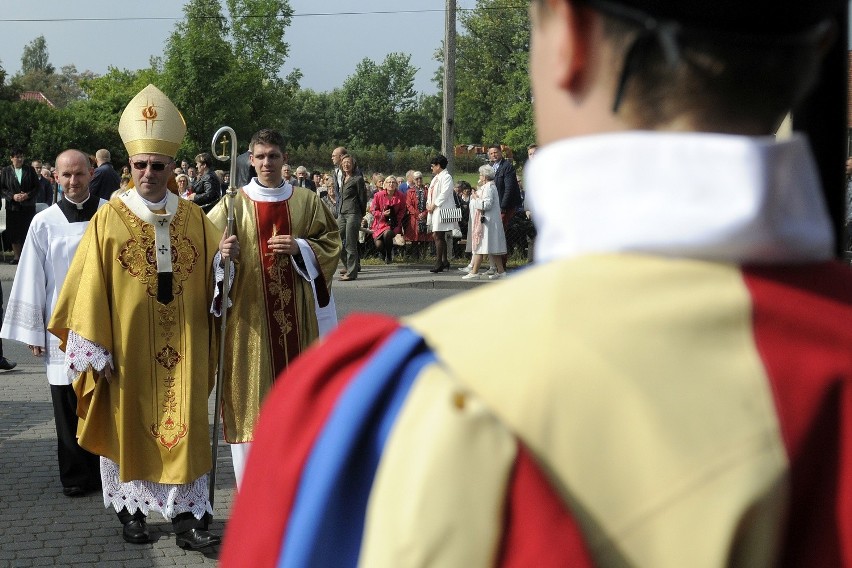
[208,129,340,486]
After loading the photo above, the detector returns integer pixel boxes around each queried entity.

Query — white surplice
[1,199,108,385]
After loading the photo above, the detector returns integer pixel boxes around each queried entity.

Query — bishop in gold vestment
[47,84,225,550]
[49,192,221,484]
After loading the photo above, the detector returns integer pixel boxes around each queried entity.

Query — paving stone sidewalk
[0,361,233,567]
[0,262,232,567]
[0,258,500,567]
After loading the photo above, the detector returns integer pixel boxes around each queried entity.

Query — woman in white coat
[462,164,507,280]
[426,154,458,272]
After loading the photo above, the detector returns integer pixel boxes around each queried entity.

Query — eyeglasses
[131,161,168,171]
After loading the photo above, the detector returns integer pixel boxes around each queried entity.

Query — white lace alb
[64,331,112,382]
[101,457,212,520]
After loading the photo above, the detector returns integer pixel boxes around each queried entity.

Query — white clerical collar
[136,192,168,210]
[526,131,834,265]
[62,193,91,210]
[243,178,293,202]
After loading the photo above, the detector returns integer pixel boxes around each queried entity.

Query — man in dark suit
[330,146,348,219]
[37,167,54,205]
[488,144,522,265]
[189,152,222,213]
[89,149,121,201]
[234,150,256,189]
[294,166,316,191]
[0,148,39,264]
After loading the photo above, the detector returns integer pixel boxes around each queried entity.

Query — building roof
[19,91,55,107]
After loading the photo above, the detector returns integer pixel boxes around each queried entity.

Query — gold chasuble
[49,193,222,484]
[208,186,339,443]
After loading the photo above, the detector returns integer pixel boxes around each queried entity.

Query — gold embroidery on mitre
[118,84,186,158]
[116,201,199,298]
[139,99,160,135]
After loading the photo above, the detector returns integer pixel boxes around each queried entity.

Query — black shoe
[175,528,221,550]
[122,519,151,544]
[429,265,444,273]
[62,486,86,497]
[0,358,17,371]
[443,261,451,269]
[8,258,17,265]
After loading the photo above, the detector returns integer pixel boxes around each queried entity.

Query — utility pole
[442,0,456,173]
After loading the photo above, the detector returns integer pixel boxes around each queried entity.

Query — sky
[0,0,478,94]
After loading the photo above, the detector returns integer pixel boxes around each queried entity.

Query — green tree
[20,36,54,75]
[161,0,246,158]
[0,99,113,164]
[0,62,21,102]
[401,93,441,148]
[338,53,419,147]
[80,65,164,116]
[288,88,340,147]
[159,0,297,158]
[226,0,292,78]
[12,36,90,107]
[453,0,534,152]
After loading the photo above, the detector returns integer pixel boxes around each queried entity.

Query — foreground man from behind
[208,128,340,487]
[1,149,107,498]
[223,0,852,566]
[49,85,226,551]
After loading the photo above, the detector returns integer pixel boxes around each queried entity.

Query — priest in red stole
[208,128,340,486]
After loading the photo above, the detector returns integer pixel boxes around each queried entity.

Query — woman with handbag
[371,175,406,263]
[425,155,459,273]
[462,164,507,280]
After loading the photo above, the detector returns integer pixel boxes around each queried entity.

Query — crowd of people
[169,144,534,281]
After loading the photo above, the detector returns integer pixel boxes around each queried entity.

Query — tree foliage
[335,53,434,148]
[226,0,292,78]
[20,36,54,75]
[159,0,300,159]
[0,99,121,165]
[0,0,536,174]
[11,37,90,107]
[0,62,21,102]
[453,0,534,152]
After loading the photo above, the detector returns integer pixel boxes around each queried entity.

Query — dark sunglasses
[131,161,168,171]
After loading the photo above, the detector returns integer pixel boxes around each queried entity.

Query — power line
[0,6,526,23]
[0,9,435,23]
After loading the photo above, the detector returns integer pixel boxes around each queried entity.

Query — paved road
[0,260,487,567]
